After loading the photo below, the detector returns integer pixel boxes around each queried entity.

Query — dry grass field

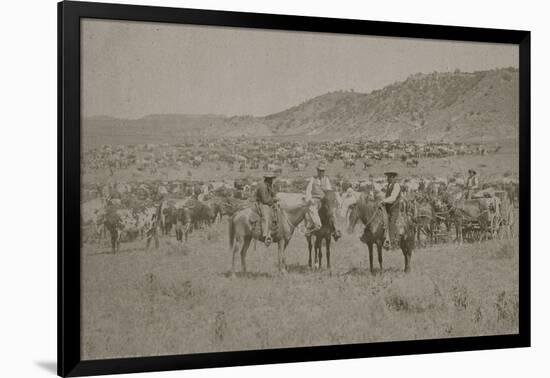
[80,145,519,360]
[81,218,519,360]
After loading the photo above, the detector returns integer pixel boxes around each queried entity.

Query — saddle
[250,203,280,240]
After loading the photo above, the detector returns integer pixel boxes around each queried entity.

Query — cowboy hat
[384,171,398,178]
[316,161,327,170]
[468,169,477,174]
[263,171,277,178]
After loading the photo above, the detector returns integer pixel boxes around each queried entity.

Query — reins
[362,204,382,228]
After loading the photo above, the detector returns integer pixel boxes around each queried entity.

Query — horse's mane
[280,203,308,213]
[355,193,378,223]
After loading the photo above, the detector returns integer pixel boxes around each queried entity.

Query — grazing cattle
[343,158,355,169]
[406,158,419,167]
[104,206,160,253]
[81,198,106,243]
[204,197,231,223]
[362,159,372,170]
[160,198,191,235]
[186,199,216,230]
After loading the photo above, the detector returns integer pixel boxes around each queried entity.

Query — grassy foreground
[81,222,519,360]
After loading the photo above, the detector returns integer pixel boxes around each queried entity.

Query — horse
[412,194,436,246]
[306,191,341,270]
[347,193,415,273]
[174,207,192,243]
[438,191,494,243]
[451,197,496,242]
[228,195,318,276]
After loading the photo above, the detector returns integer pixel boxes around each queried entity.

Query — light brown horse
[348,193,415,273]
[228,197,317,275]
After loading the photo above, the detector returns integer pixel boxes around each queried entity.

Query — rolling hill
[82,67,518,146]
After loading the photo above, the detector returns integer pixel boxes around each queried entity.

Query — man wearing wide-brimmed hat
[465,169,479,199]
[256,170,278,246]
[379,171,401,248]
[304,161,332,235]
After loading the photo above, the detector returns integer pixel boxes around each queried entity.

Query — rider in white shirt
[304,161,332,234]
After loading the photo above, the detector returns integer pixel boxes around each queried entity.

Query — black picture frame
[58,1,531,376]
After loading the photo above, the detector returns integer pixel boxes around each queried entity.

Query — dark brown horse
[348,194,415,273]
[306,190,341,270]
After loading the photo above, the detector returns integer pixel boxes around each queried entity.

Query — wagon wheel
[493,213,504,239]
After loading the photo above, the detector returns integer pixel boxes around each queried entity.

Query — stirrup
[383,239,391,249]
[264,236,272,246]
[305,226,317,236]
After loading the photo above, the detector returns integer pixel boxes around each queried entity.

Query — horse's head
[321,190,340,232]
[321,189,338,214]
[304,199,322,229]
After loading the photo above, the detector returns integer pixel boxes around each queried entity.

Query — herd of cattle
[81,171,519,258]
[82,139,499,175]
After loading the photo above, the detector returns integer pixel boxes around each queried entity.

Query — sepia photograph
[79,17,520,361]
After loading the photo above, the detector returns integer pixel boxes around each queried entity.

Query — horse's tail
[228,215,235,250]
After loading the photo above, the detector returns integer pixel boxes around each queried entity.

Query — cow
[188,200,216,230]
[343,158,355,169]
[104,205,160,253]
[159,198,191,235]
[81,198,106,243]
[406,158,419,167]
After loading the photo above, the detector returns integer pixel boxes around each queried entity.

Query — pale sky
[81,18,518,119]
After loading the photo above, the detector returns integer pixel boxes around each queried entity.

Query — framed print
[58,1,530,376]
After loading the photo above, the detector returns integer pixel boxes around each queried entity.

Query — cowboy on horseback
[256,170,278,246]
[305,161,332,235]
[380,171,402,249]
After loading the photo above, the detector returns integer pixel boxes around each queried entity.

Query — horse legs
[316,238,323,270]
[455,220,463,244]
[401,239,412,273]
[231,236,242,276]
[110,229,117,254]
[240,236,252,273]
[277,240,288,274]
[154,229,159,249]
[306,235,313,268]
[376,242,383,272]
[367,242,374,274]
[403,248,411,273]
[326,236,331,270]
